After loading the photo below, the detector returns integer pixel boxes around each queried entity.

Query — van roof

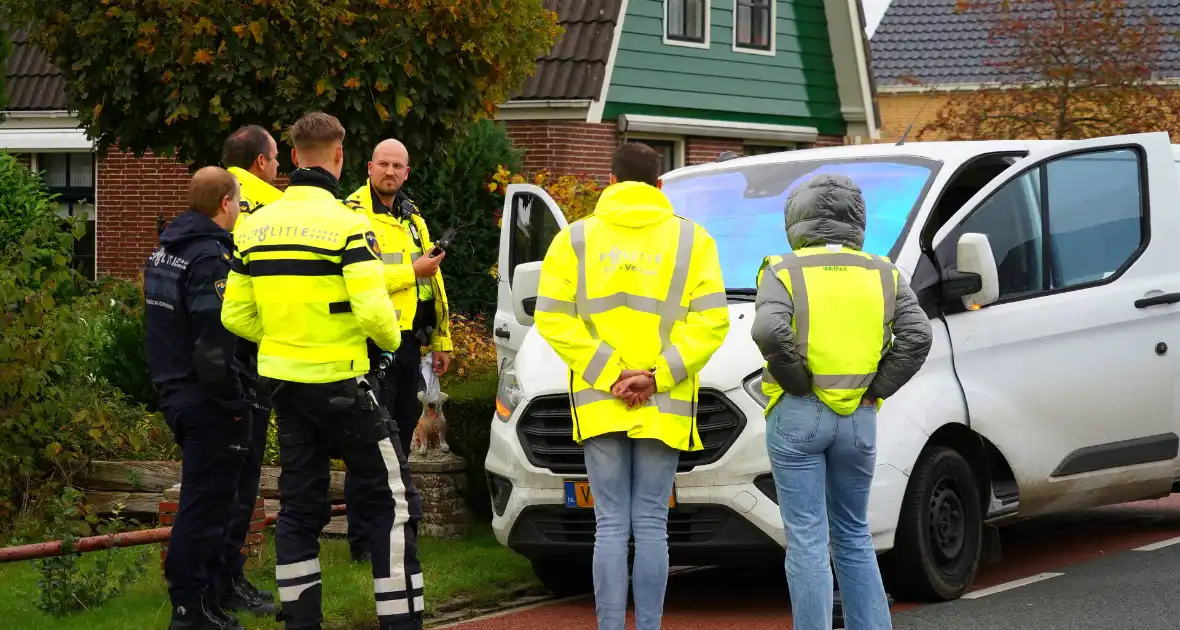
[662,138,1180,182]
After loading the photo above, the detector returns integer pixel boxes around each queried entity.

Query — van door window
[508,191,562,283]
[1045,149,1144,287]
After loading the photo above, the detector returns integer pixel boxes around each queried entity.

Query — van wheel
[882,445,982,602]
[531,556,593,597]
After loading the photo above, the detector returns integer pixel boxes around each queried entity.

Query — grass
[0,522,539,629]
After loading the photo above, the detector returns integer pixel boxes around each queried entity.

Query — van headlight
[495,359,524,422]
[743,369,770,408]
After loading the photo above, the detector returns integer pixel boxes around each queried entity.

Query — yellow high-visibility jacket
[345,181,452,353]
[221,182,402,384]
[228,166,283,233]
[534,180,730,452]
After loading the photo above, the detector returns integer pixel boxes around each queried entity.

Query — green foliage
[88,278,157,411]
[405,120,523,317]
[0,28,9,121]
[0,151,172,540]
[4,1,560,185]
[0,151,54,246]
[32,488,150,617]
[441,370,499,521]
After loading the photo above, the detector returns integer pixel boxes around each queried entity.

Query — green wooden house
[496,0,880,180]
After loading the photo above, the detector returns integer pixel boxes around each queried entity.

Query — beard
[373,179,400,197]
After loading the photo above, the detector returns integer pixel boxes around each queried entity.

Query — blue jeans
[583,433,680,630]
[765,393,892,630]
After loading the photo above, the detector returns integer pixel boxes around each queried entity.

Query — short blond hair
[188,166,238,218]
[289,112,345,153]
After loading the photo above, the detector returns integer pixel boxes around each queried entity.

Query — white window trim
[664,0,711,50]
[622,132,687,172]
[732,0,776,56]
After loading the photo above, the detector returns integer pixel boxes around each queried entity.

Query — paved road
[438,494,1180,629]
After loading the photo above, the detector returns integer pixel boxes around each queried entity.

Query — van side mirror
[511,261,543,326]
[949,232,1000,310]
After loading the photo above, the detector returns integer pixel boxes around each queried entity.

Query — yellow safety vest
[534,181,730,452]
[221,183,402,383]
[758,245,899,416]
[345,181,452,353]
[228,166,283,233]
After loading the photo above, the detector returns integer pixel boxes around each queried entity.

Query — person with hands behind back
[533,142,729,630]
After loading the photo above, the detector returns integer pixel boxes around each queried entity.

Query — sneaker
[219,574,279,617]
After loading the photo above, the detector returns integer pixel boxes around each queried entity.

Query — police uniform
[221,166,423,630]
[218,166,284,611]
[342,182,452,560]
[144,209,255,629]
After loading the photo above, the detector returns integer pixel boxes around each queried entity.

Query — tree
[2,1,559,182]
[918,0,1180,141]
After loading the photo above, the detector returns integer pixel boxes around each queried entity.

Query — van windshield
[660,156,942,290]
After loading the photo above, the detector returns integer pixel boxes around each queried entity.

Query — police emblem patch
[239,200,251,213]
[364,231,382,257]
[214,279,227,300]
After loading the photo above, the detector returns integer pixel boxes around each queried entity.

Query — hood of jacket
[592,180,674,228]
[785,173,866,251]
[159,210,233,251]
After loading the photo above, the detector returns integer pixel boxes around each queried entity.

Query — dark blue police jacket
[143,210,251,416]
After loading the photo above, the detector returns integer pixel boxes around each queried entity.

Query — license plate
[563,480,676,509]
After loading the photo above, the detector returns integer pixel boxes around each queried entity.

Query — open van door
[930,131,1180,516]
[493,184,568,371]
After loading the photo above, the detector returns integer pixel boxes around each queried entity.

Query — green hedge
[441,370,498,522]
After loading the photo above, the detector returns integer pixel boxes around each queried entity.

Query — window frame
[743,142,795,155]
[506,190,564,285]
[937,144,1150,308]
[732,0,775,55]
[622,134,685,175]
[664,0,711,49]
[33,151,98,281]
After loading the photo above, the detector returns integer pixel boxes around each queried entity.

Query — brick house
[3,0,878,281]
[868,0,1180,142]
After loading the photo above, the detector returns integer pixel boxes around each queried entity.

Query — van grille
[515,389,746,474]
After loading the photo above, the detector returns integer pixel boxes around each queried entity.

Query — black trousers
[271,376,423,630]
[163,402,252,609]
[221,397,270,582]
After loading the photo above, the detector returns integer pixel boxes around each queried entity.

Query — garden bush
[402,119,523,318]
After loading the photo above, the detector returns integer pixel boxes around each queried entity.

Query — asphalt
[893,542,1180,629]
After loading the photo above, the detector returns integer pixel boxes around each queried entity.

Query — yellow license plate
[563,480,676,509]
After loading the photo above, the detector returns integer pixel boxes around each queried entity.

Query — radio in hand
[429,227,458,258]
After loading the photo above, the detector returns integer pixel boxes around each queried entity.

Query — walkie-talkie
[430,227,458,258]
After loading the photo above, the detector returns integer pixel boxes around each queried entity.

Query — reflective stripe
[660,220,695,349]
[812,373,876,389]
[583,341,616,386]
[662,345,689,383]
[787,266,810,363]
[410,252,422,262]
[762,367,775,384]
[569,222,598,338]
[276,558,320,580]
[382,252,404,264]
[278,580,321,602]
[535,296,577,315]
[770,252,893,273]
[572,388,695,417]
[689,292,726,312]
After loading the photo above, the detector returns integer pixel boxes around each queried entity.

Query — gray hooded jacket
[750,173,933,402]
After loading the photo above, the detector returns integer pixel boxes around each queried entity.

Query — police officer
[532,142,731,630]
[751,173,932,630]
[343,138,453,561]
[145,166,255,629]
[222,112,424,630]
[211,124,286,614]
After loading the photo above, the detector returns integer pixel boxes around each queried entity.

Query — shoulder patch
[239,200,251,214]
[222,251,231,261]
[364,231,382,257]
[214,279,227,300]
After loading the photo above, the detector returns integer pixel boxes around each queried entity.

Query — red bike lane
[436,494,1180,629]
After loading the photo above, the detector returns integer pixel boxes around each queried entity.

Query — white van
[484,132,1180,602]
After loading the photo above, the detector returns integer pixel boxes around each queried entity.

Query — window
[734,0,773,52]
[744,144,794,156]
[508,191,563,283]
[937,148,1144,303]
[36,152,97,280]
[666,0,709,46]
[628,139,680,175]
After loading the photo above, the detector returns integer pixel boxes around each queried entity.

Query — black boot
[232,571,275,603]
[169,590,243,630]
[219,573,279,616]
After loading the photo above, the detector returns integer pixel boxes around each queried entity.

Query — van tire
[882,445,982,602]
[531,556,593,597]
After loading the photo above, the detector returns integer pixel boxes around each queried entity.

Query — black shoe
[231,572,275,603]
[219,574,279,617]
[351,549,372,563]
[169,591,243,629]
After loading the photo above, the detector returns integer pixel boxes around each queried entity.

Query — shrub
[403,119,523,318]
[88,276,157,411]
[447,312,498,378]
[441,371,499,522]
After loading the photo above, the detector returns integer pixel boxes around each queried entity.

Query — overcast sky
[863,0,892,36]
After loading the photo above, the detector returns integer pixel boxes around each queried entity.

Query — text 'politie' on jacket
[533,180,731,453]
[345,180,452,353]
[220,167,403,384]
[751,173,933,416]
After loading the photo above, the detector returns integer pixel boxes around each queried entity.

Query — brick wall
[812,134,848,147]
[96,148,191,279]
[500,120,618,182]
[876,92,955,143]
[686,137,743,165]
